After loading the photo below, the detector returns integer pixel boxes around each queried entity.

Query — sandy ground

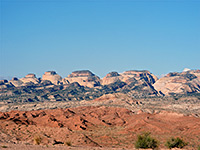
[0,144,193,150]
[0,143,192,150]
[0,144,131,150]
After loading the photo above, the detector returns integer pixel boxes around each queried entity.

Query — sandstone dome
[42,71,62,85]
[102,71,121,85]
[64,70,101,88]
[20,73,39,84]
[102,70,158,85]
[153,70,200,95]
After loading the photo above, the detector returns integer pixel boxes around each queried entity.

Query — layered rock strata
[42,71,62,85]
[154,70,200,95]
[20,73,39,84]
[64,70,101,88]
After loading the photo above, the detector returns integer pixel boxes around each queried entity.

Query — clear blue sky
[0,0,200,79]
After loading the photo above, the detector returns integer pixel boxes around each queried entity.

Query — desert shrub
[33,135,42,145]
[198,145,200,150]
[135,132,158,149]
[64,141,72,146]
[165,137,187,149]
[1,145,8,148]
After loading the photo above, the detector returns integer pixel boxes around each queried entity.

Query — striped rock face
[153,70,200,95]
[20,73,39,84]
[64,70,101,88]
[42,71,62,85]
[102,70,158,85]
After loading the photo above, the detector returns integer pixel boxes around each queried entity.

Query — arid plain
[0,69,200,149]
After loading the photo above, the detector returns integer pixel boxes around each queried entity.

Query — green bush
[198,145,200,150]
[165,137,187,149]
[135,132,158,149]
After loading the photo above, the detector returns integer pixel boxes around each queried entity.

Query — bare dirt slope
[0,106,200,149]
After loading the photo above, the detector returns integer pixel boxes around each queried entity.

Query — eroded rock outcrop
[9,77,24,87]
[153,70,200,95]
[102,70,159,97]
[102,72,121,85]
[0,80,14,89]
[20,73,39,84]
[120,70,158,84]
[1,69,200,98]
[42,71,62,85]
[64,70,101,88]
[102,70,157,85]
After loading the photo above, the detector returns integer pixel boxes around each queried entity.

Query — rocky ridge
[0,69,200,105]
[154,70,200,95]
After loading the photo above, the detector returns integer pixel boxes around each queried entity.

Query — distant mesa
[153,70,200,95]
[68,70,95,77]
[9,77,23,87]
[102,72,121,85]
[12,77,19,81]
[120,70,158,84]
[25,73,36,78]
[0,79,8,84]
[122,70,150,75]
[42,71,62,85]
[101,70,160,97]
[102,70,157,86]
[0,79,13,89]
[1,69,200,96]
[65,70,101,88]
[44,71,57,75]
[183,68,191,72]
[105,72,120,77]
[20,73,39,84]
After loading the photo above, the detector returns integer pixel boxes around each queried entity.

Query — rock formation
[102,70,159,97]
[1,69,200,100]
[42,71,62,85]
[0,80,14,89]
[20,73,39,84]
[183,68,191,72]
[102,72,121,85]
[64,70,101,88]
[8,77,24,87]
[102,70,157,85]
[120,70,158,84]
[153,70,200,95]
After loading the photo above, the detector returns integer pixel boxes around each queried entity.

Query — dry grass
[33,135,42,145]
[64,141,72,146]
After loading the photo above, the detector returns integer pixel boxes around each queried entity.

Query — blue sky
[1,0,200,79]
